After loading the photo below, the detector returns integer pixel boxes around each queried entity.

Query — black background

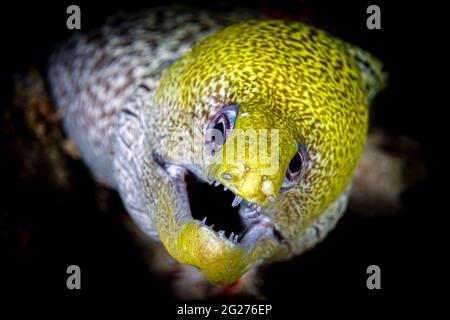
[0,0,443,314]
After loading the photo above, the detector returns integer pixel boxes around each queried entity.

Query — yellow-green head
[151,20,386,284]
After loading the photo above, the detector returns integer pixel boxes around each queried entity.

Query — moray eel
[48,6,387,284]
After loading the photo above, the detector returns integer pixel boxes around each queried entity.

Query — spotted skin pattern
[49,6,387,284]
[156,20,384,241]
[49,6,258,186]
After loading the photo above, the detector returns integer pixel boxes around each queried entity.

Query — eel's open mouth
[186,168,282,249]
[153,152,282,284]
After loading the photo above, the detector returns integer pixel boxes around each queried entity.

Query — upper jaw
[206,162,280,207]
[152,153,282,284]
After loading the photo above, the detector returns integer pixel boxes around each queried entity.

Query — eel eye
[206,105,238,155]
[281,144,307,190]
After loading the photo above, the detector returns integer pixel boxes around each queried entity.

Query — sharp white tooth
[214,181,220,187]
[267,196,275,203]
[222,173,232,180]
[232,195,242,207]
[256,206,262,212]
[224,186,228,191]
[202,217,207,224]
[218,230,225,238]
[210,224,215,230]
[234,234,239,242]
[229,232,234,240]
[209,181,214,185]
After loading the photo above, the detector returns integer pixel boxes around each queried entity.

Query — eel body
[49,5,387,284]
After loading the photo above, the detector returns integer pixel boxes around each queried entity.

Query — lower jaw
[158,218,281,284]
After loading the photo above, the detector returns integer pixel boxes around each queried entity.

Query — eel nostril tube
[261,178,274,197]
